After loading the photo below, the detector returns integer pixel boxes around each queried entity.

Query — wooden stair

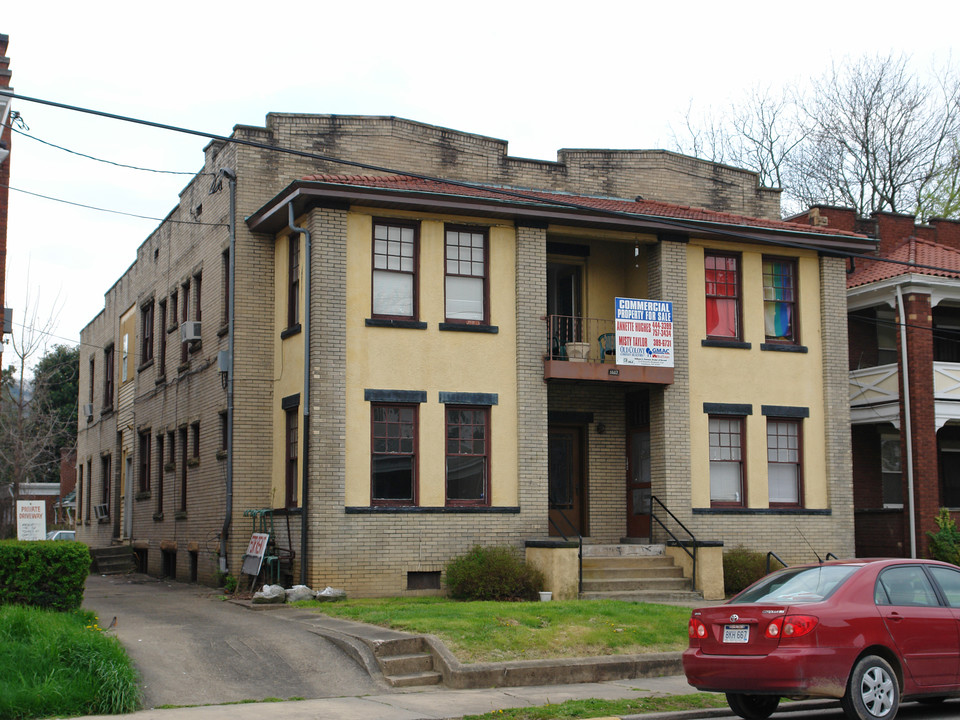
[372,636,442,688]
[90,545,137,575]
[579,544,702,603]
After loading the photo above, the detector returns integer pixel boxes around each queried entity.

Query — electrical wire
[9,125,210,176]
[5,88,951,272]
[0,183,227,227]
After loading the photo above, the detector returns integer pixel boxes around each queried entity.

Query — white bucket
[539,591,552,601]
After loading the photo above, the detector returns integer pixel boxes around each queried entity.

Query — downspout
[896,284,917,558]
[288,203,311,585]
[220,168,237,573]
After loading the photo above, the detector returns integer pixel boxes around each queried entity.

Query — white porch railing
[849,364,899,406]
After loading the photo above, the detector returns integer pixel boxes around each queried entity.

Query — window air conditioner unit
[93,504,109,520]
[180,321,202,343]
[82,403,94,419]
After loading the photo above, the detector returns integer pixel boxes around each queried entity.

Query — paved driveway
[83,573,381,708]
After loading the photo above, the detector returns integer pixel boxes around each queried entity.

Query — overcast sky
[2,1,956,364]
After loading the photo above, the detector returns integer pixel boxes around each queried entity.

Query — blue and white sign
[615,298,674,368]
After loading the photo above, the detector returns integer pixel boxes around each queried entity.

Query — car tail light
[765,615,818,639]
[688,618,707,639]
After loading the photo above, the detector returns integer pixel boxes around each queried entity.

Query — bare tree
[0,286,69,537]
[672,53,960,220]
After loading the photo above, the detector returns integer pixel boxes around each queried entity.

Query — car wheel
[725,693,780,720]
[840,655,899,720]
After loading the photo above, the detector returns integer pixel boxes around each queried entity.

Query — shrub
[927,508,960,565]
[0,540,91,610]
[445,545,545,601]
[723,545,769,596]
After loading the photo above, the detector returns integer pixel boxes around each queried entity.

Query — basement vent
[407,571,441,591]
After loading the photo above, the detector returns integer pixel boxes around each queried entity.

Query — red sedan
[683,558,960,720]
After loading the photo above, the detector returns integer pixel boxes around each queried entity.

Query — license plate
[723,624,749,643]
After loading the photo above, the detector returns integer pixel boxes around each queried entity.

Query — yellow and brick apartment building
[76,116,874,593]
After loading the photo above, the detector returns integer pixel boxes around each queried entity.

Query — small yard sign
[17,500,46,541]
[614,298,674,367]
[241,532,270,577]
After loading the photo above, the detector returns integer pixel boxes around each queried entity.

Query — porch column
[647,239,691,527]
[515,223,549,531]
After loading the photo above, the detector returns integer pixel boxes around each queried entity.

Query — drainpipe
[896,284,917,558]
[288,203,311,585]
[220,168,237,573]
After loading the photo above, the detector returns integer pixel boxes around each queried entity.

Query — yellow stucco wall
[687,241,828,509]
[344,211,519,507]
[270,230,305,508]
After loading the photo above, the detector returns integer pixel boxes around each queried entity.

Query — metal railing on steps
[650,495,698,592]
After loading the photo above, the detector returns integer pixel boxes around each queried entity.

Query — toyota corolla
[683,558,960,720]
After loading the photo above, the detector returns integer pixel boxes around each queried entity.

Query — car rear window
[734,565,858,603]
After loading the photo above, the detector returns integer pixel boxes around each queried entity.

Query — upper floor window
[445,226,488,324]
[709,415,744,507]
[372,221,418,320]
[288,234,300,329]
[371,403,417,505]
[767,418,802,506]
[194,272,202,323]
[445,406,490,505]
[158,299,167,376]
[704,252,741,340]
[762,257,798,344]
[103,345,115,409]
[141,300,154,365]
[221,249,230,327]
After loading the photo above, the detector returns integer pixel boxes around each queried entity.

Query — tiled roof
[847,236,960,288]
[299,174,865,239]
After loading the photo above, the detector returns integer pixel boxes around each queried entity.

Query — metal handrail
[766,551,788,574]
[548,511,583,594]
[650,495,698,592]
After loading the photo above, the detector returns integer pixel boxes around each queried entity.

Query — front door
[626,428,651,538]
[549,426,585,537]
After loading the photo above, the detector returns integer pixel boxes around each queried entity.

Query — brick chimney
[874,212,918,257]
[929,218,960,252]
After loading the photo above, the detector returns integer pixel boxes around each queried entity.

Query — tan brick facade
[76,114,862,592]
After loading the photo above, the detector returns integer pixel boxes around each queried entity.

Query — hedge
[0,540,91,610]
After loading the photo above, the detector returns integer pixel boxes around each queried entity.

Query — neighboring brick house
[792,205,960,559]
[76,115,873,591]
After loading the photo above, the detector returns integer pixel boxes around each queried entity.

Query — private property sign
[614,298,674,368]
[17,500,46,541]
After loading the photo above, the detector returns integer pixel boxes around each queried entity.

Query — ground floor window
[371,404,417,505]
[767,418,802,506]
[709,416,744,506]
[445,405,490,505]
[940,427,960,508]
[880,433,903,508]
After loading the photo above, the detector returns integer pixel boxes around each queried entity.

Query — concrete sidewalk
[79,675,713,720]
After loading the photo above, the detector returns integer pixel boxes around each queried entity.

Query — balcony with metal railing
[543,315,674,385]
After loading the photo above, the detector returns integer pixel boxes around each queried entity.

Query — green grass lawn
[299,597,691,663]
[462,694,729,720]
[0,604,141,720]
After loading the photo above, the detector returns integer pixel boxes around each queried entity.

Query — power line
[9,125,209,176]
[2,89,959,276]
[0,183,228,227]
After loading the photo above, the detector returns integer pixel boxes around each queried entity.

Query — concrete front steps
[579,543,702,604]
[373,636,442,688]
[90,545,137,575]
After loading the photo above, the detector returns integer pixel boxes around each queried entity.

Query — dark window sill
[175,510,187,520]
[163,463,175,473]
[155,374,167,386]
[187,458,200,469]
[188,341,202,354]
[217,325,229,338]
[177,362,191,374]
[439,323,499,334]
[694,507,830,516]
[98,517,110,524]
[761,343,808,353]
[138,358,155,373]
[281,324,301,340]
[153,512,164,521]
[216,450,227,461]
[101,408,114,419]
[701,339,751,349]
[347,505,520,514]
[135,491,151,501]
[365,318,428,330]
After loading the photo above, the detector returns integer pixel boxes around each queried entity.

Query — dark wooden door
[549,427,584,536]
[626,428,651,538]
